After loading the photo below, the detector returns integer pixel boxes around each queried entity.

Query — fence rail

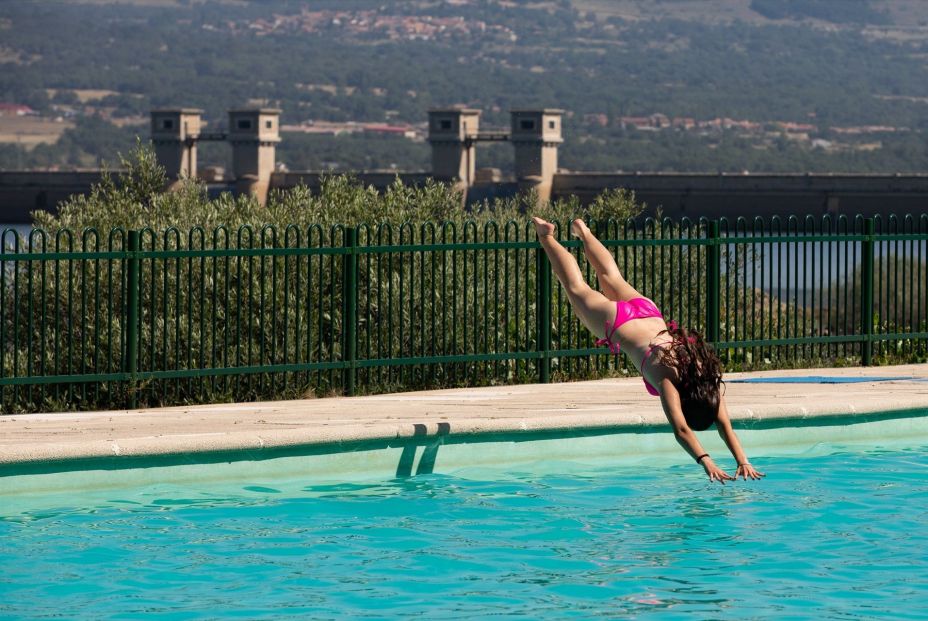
[2,214,927,413]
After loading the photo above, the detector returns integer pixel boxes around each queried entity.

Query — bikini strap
[643,339,674,363]
[595,307,622,354]
[595,332,621,355]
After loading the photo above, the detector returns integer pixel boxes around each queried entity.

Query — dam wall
[3,169,928,225]
[552,172,928,219]
[0,171,112,224]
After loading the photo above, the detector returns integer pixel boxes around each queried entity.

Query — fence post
[536,245,552,383]
[706,219,721,344]
[342,227,358,395]
[861,218,875,366]
[124,230,141,409]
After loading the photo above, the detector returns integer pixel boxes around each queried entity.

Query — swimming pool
[2,417,927,619]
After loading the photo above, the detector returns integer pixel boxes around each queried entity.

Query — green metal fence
[2,214,926,413]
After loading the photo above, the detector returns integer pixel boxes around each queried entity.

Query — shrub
[4,143,644,413]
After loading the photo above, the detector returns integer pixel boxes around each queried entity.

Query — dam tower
[510,109,563,202]
[150,108,202,183]
[427,108,481,187]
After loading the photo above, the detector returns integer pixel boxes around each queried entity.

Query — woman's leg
[532,217,615,338]
[570,219,643,302]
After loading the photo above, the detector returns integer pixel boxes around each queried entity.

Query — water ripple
[1,446,927,619]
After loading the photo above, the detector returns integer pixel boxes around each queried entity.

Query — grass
[44,89,121,103]
[57,0,246,5]
[0,116,74,150]
[573,0,776,24]
[572,0,928,26]
[0,45,38,65]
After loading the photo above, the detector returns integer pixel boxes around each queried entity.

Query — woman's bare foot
[531,216,555,238]
[570,218,591,239]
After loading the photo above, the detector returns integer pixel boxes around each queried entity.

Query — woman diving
[532,216,764,484]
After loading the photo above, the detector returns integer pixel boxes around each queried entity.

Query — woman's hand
[701,458,735,484]
[735,462,765,480]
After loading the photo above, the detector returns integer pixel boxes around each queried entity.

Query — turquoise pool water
[2,441,927,619]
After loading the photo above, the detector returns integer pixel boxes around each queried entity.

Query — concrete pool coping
[2,364,927,469]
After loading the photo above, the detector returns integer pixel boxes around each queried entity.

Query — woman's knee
[568,286,611,313]
[565,279,594,298]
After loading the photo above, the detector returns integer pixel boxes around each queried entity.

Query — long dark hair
[653,326,724,431]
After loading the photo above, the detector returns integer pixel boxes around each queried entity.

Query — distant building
[363,124,417,139]
[0,103,37,117]
[619,116,653,130]
[776,121,818,133]
[583,113,609,127]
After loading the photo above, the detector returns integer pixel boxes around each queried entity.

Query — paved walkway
[2,365,927,465]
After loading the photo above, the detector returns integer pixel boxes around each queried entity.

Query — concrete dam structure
[1,106,927,223]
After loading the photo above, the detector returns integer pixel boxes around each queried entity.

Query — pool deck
[2,364,927,466]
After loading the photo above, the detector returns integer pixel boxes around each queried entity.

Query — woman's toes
[531,217,555,237]
[570,219,589,238]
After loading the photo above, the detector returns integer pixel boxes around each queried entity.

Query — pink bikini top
[640,344,667,396]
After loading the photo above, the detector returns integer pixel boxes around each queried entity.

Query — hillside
[1,0,926,174]
[575,0,928,26]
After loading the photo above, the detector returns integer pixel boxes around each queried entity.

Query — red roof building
[0,103,37,116]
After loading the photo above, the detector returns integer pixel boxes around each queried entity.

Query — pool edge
[3,405,927,478]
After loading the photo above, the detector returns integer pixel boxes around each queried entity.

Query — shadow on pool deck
[2,364,927,470]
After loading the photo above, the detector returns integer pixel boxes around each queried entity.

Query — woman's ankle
[570,219,590,240]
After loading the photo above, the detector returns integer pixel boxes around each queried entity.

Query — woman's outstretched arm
[715,396,765,480]
[659,379,735,484]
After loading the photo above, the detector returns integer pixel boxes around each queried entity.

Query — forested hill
[1,0,927,174]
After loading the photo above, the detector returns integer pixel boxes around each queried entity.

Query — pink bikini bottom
[595,297,665,396]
